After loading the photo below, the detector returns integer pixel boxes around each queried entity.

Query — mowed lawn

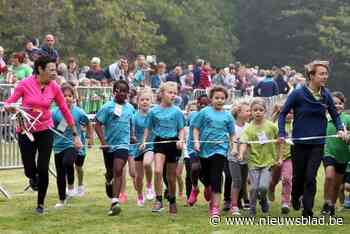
[0,148,349,234]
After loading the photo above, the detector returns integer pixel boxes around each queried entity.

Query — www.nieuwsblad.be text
[209,216,344,226]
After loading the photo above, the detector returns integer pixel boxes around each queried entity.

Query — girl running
[95,80,135,216]
[268,103,294,214]
[321,91,350,216]
[52,83,92,208]
[239,98,281,216]
[141,81,185,216]
[133,89,155,206]
[228,101,251,216]
[193,86,235,217]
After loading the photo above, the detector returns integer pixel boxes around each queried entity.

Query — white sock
[111,198,119,204]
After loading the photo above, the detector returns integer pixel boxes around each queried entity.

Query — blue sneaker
[344,196,350,209]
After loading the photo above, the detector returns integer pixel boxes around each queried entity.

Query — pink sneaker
[187,187,200,206]
[210,205,220,217]
[119,192,128,204]
[137,195,145,207]
[204,186,212,202]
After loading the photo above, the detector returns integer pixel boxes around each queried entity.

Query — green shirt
[307,86,321,100]
[241,120,278,168]
[324,112,350,163]
[10,64,32,81]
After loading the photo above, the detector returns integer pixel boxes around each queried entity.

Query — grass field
[0,148,349,234]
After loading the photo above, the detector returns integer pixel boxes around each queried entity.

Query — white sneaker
[54,201,65,209]
[66,189,76,198]
[76,186,85,197]
[137,196,145,207]
[145,187,155,201]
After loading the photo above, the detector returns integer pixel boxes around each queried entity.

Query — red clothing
[199,68,211,89]
[5,75,75,132]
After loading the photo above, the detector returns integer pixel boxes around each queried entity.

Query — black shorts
[344,172,350,184]
[134,153,144,162]
[75,155,86,167]
[153,136,181,163]
[323,156,347,175]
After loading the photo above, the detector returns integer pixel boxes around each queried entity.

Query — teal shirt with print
[95,101,135,152]
[52,105,89,154]
[192,106,235,158]
[146,105,185,139]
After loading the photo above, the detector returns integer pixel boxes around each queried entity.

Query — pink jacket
[5,75,75,132]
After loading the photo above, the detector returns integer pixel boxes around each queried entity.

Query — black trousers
[18,130,53,206]
[200,155,226,193]
[184,158,192,198]
[55,148,77,201]
[292,144,324,214]
[223,159,232,201]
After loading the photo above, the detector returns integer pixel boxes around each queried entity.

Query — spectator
[212,67,225,86]
[166,65,182,86]
[150,63,161,89]
[193,59,204,88]
[198,61,211,89]
[275,68,290,94]
[253,70,279,97]
[67,57,79,85]
[25,39,41,63]
[56,63,68,85]
[157,62,167,83]
[133,54,150,87]
[104,56,128,81]
[40,34,59,62]
[0,46,7,81]
[86,57,105,82]
[7,52,33,83]
[224,65,236,89]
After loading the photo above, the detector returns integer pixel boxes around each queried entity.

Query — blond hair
[160,81,178,93]
[231,101,250,119]
[250,97,267,110]
[137,87,153,102]
[271,102,284,122]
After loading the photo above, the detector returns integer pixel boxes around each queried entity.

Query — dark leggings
[238,164,249,202]
[18,130,53,206]
[223,159,232,202]
[292,144,324,214]
[55,148,77,201]
[200,155,226,193]
[184,158,192,198]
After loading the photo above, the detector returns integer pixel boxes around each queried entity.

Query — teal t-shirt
[187,111,198,156]
[324,112,350,163]
[52,105,89,154]
[192,106,235,158]
[95,101,135,152]
[146,105,185,139]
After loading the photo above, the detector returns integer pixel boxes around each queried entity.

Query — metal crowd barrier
[0,109,21,198]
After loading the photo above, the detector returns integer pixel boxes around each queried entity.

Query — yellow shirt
[307,86,321,100]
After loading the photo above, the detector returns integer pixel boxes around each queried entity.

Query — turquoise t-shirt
[192,106,235,158]
[146,105,185,139]
[187,111,199,156]
[95,101,135,152]
[52,105,89,154]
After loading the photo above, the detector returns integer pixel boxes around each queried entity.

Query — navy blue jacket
[278,85,343,144]
[253,76,279,97]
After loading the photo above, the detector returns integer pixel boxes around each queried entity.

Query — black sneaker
[302,209,313,218]
[35,206,44,215]
[260,198,269,214]
[243,200,250,210]
[105,182,113,199]
[29,176,39,191]
[164,189,169,202]
[281,206,290,214]
[152,200,164,212]
[108,202,121,216]
[321,203,331,215]
[238,200,243,210]
[292,196,301,211]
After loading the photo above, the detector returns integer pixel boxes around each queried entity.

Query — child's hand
[176,140,183,150]
[130,136,137,144]
[237,154,243,161]
[194,141,200,152]
[73,136,83,150]
[139,143,145,151]
[277,158,283,167]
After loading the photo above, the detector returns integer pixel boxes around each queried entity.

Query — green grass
[0,148,349,234]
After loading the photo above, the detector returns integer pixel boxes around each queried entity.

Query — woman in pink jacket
[4,55,82,215]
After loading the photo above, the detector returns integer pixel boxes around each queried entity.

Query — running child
[228,101,251,216]
[239,98,282,216]
[187,94,210,206]
[141,81,185,216]
[321,91,350,216]
[268,102,294,214]
[52,83,92,208]
[133,89,156,206]
[192,86,235,217]
[95,80,135,216]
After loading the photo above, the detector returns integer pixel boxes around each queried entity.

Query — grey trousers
[248,167,271,208]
